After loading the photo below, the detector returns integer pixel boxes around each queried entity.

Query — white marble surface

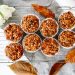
[0,0,75,75]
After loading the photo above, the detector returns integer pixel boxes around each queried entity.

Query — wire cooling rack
[0,0,75,63]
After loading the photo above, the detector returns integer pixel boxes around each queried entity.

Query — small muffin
[59,11,75,30]
[58,30,75,48]
[5,43,23,61]
[41,38,60,56]
[23,34,41,52]
[4,23,23,42]
[40,18,58,37]
[21,15,39,33]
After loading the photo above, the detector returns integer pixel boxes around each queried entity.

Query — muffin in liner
[22,33,42,53]
[40,18,59,38]
[58,11,75,30]
[5,43,23,61]
[41,37,60,57]
[21,14,40,34]
[58,30,75,49]
[4,23,23,43]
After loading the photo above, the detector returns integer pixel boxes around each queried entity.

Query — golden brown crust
[5,43,23,61]
[32,4,55,18]
[4,23,23,42]
[58,30,75,47]
[59,11,75,29]
[40,18,58,37]
[21,15,39,33]
[23,34,41,51]
[41,38,59,55]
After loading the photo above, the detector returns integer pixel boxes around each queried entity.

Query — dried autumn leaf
[32,4,55,18]
[65,48,75,63]
[50,60,66,75]
[9,61,37,75]
[50,48,75,75]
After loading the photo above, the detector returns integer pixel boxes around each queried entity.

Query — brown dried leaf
[50,48,75,75]
[50,60,66,75]
[65,48,75,63]
[32,4,55,18]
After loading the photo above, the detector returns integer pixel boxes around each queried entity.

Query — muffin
[21,15,39,33]
[22,34,41,52]
[4,23,23,42]
[59,11,75,30]
[40,18,59,37]
[58,30,75,48]
[5,43,23,61]
[41,38,60,56]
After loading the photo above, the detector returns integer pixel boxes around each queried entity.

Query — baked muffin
[21,15,39,33]
[59,11,75,30]
[22,34,41,52]
[5,43,23,61]
[58,30,75,48]
[4,23,23,42]
[41,38,60,56]
[40,18,58,37]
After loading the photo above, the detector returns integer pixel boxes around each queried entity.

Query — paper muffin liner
[58,30,75,49]
[41,37,60,57]
[21,14,40,34]
[22,33,42,53]
[4,23,23,43]
[58,10,75,30]
[40,18,59,38]
[5,43,24,61]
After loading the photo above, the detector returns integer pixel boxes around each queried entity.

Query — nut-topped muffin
[58,30,75,48]
[22,34,41,52]
[4,23,23,42]
[41,38,60,56]
[59,11,75,30]
[5,43,23,61]
[40,18,59,37]
[21,15,39,33]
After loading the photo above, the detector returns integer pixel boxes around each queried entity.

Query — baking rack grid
[0,0,75,63]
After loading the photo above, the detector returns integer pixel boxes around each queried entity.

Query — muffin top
[21,15,39,33]
[4,23,23,42]
[23,34,41,52]
[41,38,59,56]
[40,18,58,37]
[5,43,23,61]
[58,30,75,47]
[59,11,75,29]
